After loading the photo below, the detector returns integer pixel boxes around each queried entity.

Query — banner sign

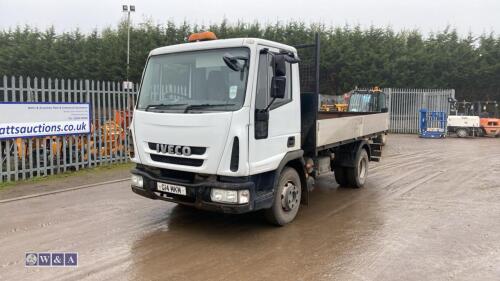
[0,102,91,139]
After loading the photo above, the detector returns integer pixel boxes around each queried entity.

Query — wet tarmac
[1,135,499,281]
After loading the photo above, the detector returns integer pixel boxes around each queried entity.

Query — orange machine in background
[480,118,500,137]
[477,101,500,137]
[449,99,500,138]
[11,109,131,167]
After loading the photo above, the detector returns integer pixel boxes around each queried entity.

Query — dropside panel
[316,112,389,147]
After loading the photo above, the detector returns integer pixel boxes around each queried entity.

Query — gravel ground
[0,134,499,281]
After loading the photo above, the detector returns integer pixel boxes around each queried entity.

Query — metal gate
[386,88,455,134]
[0,76,137,182]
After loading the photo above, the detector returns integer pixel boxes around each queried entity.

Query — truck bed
[316,112,390,148]
[300,92,389,156]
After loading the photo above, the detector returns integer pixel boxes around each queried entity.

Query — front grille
[150,154,204,167]
[136,164,195,183]
[148,143,206,155]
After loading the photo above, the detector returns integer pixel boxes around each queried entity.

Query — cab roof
[149,38,297,57]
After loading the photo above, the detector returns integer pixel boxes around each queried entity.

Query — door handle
[287,136,295,147]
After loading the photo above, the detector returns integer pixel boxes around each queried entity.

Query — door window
[255,52,292,110]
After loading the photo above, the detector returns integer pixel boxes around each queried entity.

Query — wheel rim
[281,181,300,212]
[359,158,367,181]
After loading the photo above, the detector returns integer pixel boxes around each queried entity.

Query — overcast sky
[0,0,498,36]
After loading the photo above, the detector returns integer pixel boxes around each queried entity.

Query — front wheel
[265,167,302,226]
[456,128,469,138]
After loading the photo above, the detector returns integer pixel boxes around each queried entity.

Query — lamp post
[122,5,135,88]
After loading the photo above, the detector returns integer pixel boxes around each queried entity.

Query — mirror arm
[265,97,277,112]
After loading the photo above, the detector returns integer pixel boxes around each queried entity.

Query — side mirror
[274,54,286,76]
[271,76,286,99]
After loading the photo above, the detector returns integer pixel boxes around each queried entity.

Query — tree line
[1,20,499,100]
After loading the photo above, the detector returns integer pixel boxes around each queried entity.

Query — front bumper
[131,168,273,214]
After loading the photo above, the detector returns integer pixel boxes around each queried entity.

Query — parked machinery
[476,101,500,137]
[479,118,500,137]
[319,87,385,113]
[319,94,348,112]
[447,115,481,138]
[448,98,499,138]
[419,109,447,138]
[5,110,130,171]
[347,87,387,113]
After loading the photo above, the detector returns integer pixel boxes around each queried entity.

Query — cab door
[248,45,301,175]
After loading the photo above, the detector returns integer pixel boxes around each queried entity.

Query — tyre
[456,128,469,138]
[345,149,369,188]
[334,166,349,187]
[265,167,302,226]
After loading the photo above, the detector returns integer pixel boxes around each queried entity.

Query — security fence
[0,75,454,182]
[386,88,455,134]
[0,76,137,182]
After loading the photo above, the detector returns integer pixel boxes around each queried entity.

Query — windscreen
[137,48,249,112]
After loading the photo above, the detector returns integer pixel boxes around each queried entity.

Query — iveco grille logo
[156,143,192,156]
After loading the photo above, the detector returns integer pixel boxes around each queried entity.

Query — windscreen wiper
[223,54,248,72]
[184,103,235,113]
[144,103,188,111]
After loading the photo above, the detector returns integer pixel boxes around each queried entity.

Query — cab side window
[255,52,292,110]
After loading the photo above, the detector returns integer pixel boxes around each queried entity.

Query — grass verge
[0,162,134,191]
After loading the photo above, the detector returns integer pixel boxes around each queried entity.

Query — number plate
[157,182,187,196]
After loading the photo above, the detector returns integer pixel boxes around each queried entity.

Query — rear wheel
[265,167,302,226]
[345,149,369,188]
[456,128,469,138]
[334,166,349,187]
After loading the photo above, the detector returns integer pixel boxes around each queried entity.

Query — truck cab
[130,32,388,225]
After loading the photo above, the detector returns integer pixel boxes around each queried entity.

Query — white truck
[129,32,389,225]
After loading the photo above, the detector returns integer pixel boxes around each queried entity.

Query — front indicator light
[238,190,250,204]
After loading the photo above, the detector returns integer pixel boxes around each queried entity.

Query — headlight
[211,188,250,204]
[131,174,143,188]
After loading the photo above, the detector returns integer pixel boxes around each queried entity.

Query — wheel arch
[361,142,371,160]
[332,140,371,168]
[276,150,308,205]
